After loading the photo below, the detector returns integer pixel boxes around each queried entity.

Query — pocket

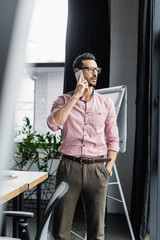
[95,164,110,180]
[56,159,71,178]
[102,165,110,179]
[87,111,107,128]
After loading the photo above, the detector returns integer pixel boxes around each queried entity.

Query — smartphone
[75,70,84,82]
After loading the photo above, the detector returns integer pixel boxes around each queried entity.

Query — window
[26,0,68,63]
[31,66,64,133]
[14,0,68,134]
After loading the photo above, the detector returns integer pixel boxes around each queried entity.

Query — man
[47,52,119,240]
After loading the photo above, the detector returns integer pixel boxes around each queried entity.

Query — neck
[81,87,94,101]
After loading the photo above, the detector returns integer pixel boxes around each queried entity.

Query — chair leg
[0,217,6,236]
[18,218,31,240]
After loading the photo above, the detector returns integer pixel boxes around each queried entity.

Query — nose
[92,69,97,76]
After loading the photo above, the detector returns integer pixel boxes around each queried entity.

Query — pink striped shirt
[47,90,119,157]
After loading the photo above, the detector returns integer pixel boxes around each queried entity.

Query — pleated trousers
[53,157,110,240]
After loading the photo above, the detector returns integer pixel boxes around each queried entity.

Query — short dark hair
[72,52,96,69]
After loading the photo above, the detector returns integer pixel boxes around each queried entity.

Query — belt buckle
[80,158,84,164]
[88,158,94,163]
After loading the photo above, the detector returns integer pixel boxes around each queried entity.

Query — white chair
[1,181,69,240]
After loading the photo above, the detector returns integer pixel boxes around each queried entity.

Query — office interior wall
[108,0,138,213]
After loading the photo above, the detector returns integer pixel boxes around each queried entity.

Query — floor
[71,211,132,240]
[5,213,132,240]
[5,202,132,240]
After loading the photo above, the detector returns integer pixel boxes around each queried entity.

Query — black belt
[62,154,111,164]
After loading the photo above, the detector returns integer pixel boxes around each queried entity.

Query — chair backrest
[35,181,69,240]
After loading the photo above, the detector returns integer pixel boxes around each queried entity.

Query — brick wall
[34,67,64,134]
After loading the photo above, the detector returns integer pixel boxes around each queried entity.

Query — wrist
[73,93,81,100]
[106,166,113,177]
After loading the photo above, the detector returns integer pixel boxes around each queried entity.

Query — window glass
[14,67,64,134]
[14,1,67,134]
[26,0,68,63]
[15,1,67,136]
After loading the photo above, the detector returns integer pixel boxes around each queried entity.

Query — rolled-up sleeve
[47,96,65,132]
[105,99,120,152]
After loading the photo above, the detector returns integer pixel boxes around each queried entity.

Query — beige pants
[53,157,110,240]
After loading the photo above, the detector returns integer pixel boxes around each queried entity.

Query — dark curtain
[149,0,160,237]
[63,0,110,93]
[131,1,152,239]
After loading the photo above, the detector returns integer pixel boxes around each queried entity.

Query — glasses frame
[79,66,102,74]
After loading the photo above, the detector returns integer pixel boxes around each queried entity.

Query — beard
[88,77,97,87]
[88,80,97,87]
[89,82,97,87]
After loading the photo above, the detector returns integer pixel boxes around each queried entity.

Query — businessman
[47,52,119,240]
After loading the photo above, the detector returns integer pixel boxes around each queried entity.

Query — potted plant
[14,116,61,174]
[12,117,62,206]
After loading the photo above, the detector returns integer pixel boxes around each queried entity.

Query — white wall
[108,0,138,213]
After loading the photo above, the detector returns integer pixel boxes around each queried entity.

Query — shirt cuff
[47,113,63,131]
[107,145,120,153]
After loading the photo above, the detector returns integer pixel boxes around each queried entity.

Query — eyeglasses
[79,66,102,74]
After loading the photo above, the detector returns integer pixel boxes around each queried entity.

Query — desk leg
[19,192,24,211]
[13,196,19,238]
[18,193,24,237]
[37,183,41,230]
[12,193,24,238]
[1,203,7,236]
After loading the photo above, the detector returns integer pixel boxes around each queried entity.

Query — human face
[80,60,99,87]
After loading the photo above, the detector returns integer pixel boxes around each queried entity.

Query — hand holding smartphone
[75,70,84,82]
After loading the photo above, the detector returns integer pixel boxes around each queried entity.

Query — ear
[74,68,79,73]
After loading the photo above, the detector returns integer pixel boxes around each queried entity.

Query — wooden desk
[0,170,48,237]
[0,170,48,204]
[0,185,27,205]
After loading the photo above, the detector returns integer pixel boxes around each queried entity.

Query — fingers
[77,75,87,85]
[74,78,88,98]
[77,79,88,89]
